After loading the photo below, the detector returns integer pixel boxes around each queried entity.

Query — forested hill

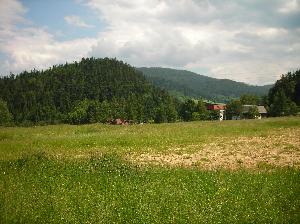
[0,58,177,124]
[138,67,272,102]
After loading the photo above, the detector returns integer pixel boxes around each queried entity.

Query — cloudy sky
[0,0,299,85]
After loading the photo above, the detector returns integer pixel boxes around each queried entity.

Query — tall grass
[0,153,299,223]
[0,117,299,223]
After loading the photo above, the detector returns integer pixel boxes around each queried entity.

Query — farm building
[110,118,133,125]
[231,105,267,120]
[205,101,226,121]
[242,105,267,119]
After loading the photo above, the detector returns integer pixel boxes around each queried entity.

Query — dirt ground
[131,128,300,170]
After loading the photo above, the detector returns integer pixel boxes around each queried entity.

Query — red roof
[206,104,226,110]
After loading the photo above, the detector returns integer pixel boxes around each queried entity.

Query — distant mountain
[138,67,272,102]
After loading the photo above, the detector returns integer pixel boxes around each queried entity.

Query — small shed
[242,105,267,119]
[257,106,267,118]
[111,118,133,125]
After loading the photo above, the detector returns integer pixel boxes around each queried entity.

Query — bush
[67,99,90,124]
[244,106,260,119]
[226,100,242,120]
[209,110,220,120]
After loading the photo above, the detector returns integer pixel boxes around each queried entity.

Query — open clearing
[133,127,300,170]
[1,117,300,223]
[1,117,299,170]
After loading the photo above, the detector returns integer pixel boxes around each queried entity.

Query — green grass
[1,117,300,160]
[0,117,300,223]
[0,154,299,223]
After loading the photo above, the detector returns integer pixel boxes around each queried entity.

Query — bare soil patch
[131,128,300,170]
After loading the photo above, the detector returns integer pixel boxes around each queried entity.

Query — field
[1,117,300,223]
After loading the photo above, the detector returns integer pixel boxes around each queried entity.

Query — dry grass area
[132,128,300,170]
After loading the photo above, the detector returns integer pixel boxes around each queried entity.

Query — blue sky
[0,0,300,85]
[21,0,104,40]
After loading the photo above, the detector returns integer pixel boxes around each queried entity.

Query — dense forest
[0,58,178,125]
[0,58,298,126]
[138,67,272,102]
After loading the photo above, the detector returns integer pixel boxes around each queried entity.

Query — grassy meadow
[1,117,300,223]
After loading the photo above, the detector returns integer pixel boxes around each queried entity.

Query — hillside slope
[138,67,272,102]
[0,58,177,124]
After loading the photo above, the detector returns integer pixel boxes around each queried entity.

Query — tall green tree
[269,90,298,116]
[268,70,300,116]
[179,99,197,121]
[0,99,13,125]
[196,99,209,120]
[165,96,177,122]
[87,100,101,123]
[154,104,167,123]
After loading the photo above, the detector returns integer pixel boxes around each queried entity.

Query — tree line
[221,70,300,119]
[0,58,299,126]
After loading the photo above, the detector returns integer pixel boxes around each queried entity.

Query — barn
[205,101,226,121]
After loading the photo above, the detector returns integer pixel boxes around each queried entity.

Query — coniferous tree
[98,100,112,123]
[0,99,13,125]
[196,99,209,120]
[179,99,197,121]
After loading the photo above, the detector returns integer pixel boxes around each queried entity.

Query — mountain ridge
[137,67,272,102]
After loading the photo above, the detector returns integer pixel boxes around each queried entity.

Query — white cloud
[0,0,27,29]
[1,26,97,73]
[0,1,97,75]
[87,0,224,67]
[4,29,97,73]
[64,15,94,28]
[0,0,299,85]
[84,0,300,84]
[278,0,300,14]
[0,0,28,51]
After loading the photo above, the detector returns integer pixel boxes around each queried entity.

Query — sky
[0,0,300,85]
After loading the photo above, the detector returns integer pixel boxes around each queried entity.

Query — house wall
[219,110,225,121]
